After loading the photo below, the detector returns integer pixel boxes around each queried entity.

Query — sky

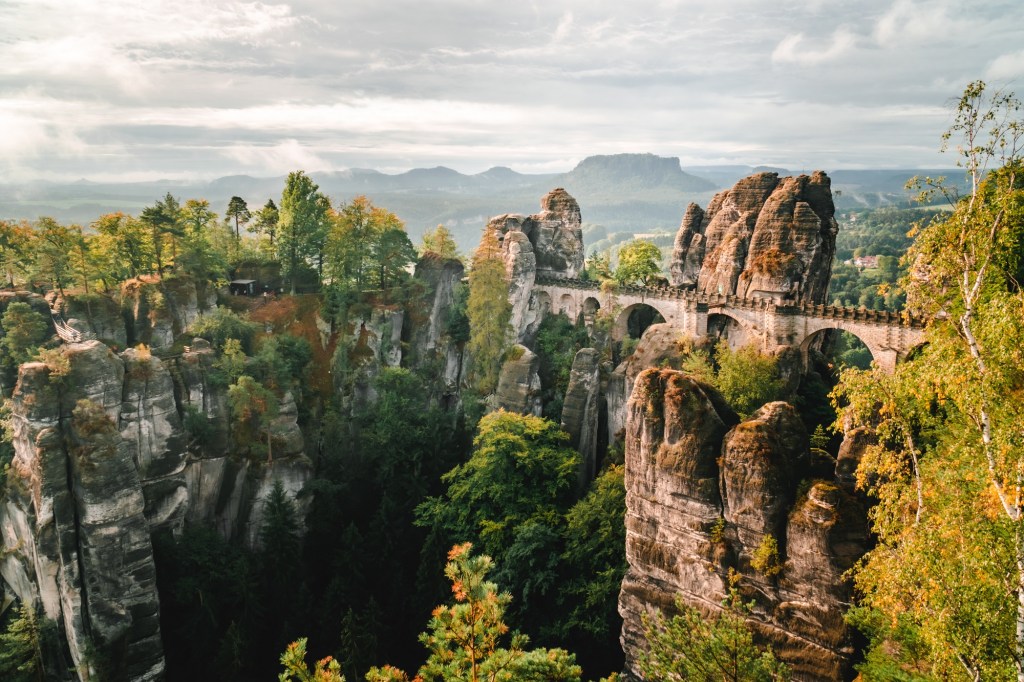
[2,0,1023,182]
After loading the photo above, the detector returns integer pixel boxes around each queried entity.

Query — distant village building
[849,255,879,269]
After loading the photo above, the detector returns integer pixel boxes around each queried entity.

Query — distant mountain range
[0,153,963,253]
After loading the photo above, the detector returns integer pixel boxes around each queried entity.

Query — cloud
[987,49,1024,81]
[772,28,857,66]
[225,139,328,173]
[873,0,969,46]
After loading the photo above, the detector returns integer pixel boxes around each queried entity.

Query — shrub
[750,534,783,577]
[188,307,257,352]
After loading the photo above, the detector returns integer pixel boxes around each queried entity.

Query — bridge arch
[705,311,755,349]
[799,327,875,371]
[796,323,913,373]
[534,291,552,317]
[613,302,668,341]
[557,293,576,320]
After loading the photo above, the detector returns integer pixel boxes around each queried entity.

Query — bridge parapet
[535,277,927,328]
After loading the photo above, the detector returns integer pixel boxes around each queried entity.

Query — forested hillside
[0,81,1021,682]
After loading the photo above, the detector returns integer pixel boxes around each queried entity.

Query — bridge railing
[533,277,927,328]
[51,313,96,344]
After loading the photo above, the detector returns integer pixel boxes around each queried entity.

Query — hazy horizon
[3,0,1023,183]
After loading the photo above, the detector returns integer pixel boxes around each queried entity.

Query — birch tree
[834,81,1024,680]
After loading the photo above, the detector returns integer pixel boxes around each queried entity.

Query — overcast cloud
[2,0,1022,181]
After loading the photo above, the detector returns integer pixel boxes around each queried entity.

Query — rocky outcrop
[619,368,868,681]
[670,172,838,303]
[720,402,808,553]
[559,348,602,484]
[606,323,694,447]
[493,345,543,416]
[487,188,585,341]
[499,229,539,342]
[122,275,215,350]
[402,255,468,408]
[121,347,188,532]
[0,336,315,680]
[333,305,405,411]
[2,341,164,680]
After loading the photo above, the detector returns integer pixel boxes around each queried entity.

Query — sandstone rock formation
[2,341,164,680]
[403,255,469,408]
[670,171,838,304]
[619,368,868,681]
[559,348,602,485]
[121,275,215,349]
[0,337,314,680]
[493,345,543,416]
[487,188,585,341]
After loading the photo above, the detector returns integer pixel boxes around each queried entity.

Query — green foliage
[261,481,304,653]
[303,368,468,678]
[534,313,591,422]
[0,603,43,682]
[139,192,184,273]
[557,466,627,644]
[31,217,80,294]
[845,607,934,681]
[639,592,790,681]
[188,306,257,352]
[279,638,345,682]
[182,404,214,448]
[228,374,279,460]
[254,334,313,393]
[613,239,661,286]
[92,212,154,281]
[445,281,470,344]
[152,525,260,680]
[712,342,784,417]
[365,542,582,682]
[373,227,418,290]
[0,219,33,286]
[178,199,229,280]
[832,81,1024,680]
[420,224,461,260]
[418,411,581,637]
[467,229,511,395]
[280,171,331,293]
[226,196,251,240]
[749,534,782,577]
[584,251,612,282]
[326,195,404,291]
[214,337,248,386]
[809,425,830,451]
[0,302,49,366]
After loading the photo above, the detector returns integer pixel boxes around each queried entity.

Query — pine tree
[365,543,582,682]
[0,604,43,682]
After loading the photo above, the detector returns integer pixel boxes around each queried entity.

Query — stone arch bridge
[534,277,926,372]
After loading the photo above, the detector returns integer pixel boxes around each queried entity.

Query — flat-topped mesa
[670,171,838,304]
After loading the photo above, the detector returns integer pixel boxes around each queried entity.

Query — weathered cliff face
[606,323,694,448]
[121,275,215,350]
[1,341,164,680]
[493,345,543,416]
[560,348,602,485]
[402,255,468,408]
[619,368,868,681]
[0,337,313,680]
[670,171,838,303]
[487,188,585,342]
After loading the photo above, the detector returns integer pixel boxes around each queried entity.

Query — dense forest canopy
[0,80,1021,682]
